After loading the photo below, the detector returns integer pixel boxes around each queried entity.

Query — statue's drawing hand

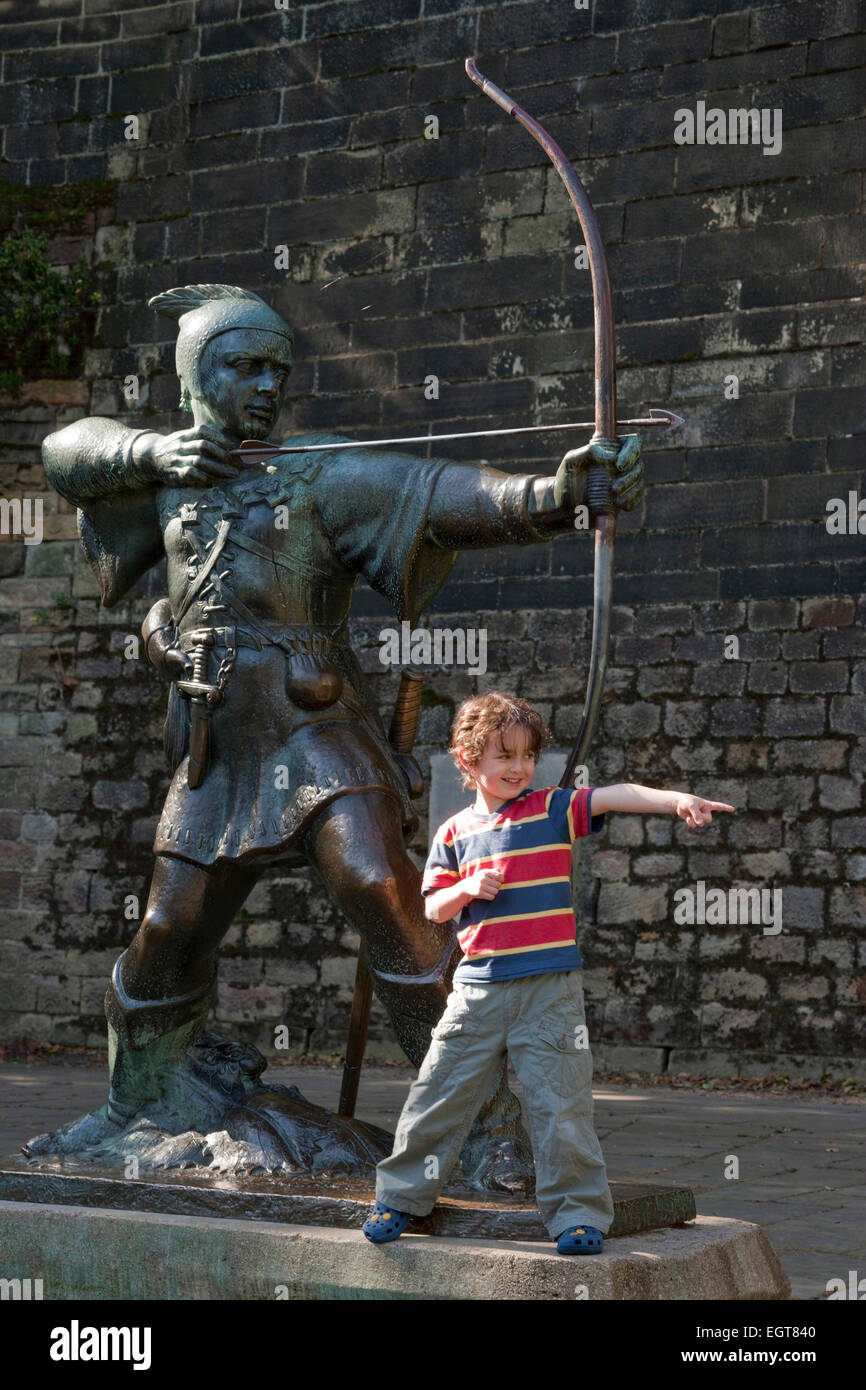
[675,794,736,828]
[161,647,193,679]
[465,868,504,902]
[553,434,644,514]
[145,426,240,487]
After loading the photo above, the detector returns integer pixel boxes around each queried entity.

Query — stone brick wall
[0,1,864,1078]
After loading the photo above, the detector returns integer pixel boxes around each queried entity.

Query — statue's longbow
[465,58,672,787]
[237,62,680,794]
[329,61,683,1115]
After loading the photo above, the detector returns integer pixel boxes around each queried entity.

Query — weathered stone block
[91,780,150,812]
[597,883,668,926]
[701,969,767,1002]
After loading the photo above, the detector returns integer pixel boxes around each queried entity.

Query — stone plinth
[0,1201,790,1300]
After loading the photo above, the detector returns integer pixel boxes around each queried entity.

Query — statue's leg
[106,852,261,1122]
[303,790,533,1191]
[25,852,263,1156]
[121,851,261,998]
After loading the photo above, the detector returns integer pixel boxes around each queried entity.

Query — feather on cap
[148,284,269,320]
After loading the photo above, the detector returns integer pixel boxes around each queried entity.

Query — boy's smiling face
[462,722,538,812]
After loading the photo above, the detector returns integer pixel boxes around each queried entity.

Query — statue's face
[191,328,293,441]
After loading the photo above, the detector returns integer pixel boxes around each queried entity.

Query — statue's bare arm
[42,418,240,504]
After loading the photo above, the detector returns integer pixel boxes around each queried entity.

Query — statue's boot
[24,960,215,1159]
[27,959,392,1173]
[459,1068,535,1194]
[105,957,216,1126]
[107,964,395,1172]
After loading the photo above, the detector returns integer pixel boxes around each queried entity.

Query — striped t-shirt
[422,786,605,982]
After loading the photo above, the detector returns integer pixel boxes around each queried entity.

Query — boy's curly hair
[449,693,552,789]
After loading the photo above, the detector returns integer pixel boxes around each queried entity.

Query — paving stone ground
[1,1062,863,1302]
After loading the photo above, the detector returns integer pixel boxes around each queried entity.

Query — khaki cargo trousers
[375,969,614,1239]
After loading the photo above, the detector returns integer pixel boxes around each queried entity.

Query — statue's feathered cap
[147,284,294,407]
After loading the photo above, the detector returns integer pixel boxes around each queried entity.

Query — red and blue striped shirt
[422,786,605,982]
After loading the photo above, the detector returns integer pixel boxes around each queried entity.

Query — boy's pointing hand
[676,795,736,828]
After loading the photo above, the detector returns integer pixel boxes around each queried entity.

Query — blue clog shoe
[362,1200,412,1244]
[556,1224,604,1255]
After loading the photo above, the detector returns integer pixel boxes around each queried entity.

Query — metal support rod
[337,669,426,1118]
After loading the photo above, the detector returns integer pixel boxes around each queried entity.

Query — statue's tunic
[153,435,453,866]
[44,428,566,870]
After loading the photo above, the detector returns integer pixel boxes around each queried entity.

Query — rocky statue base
[24,1032,396,1179]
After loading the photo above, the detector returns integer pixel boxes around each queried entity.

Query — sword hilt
[177,679,221,704]
[177,629,220,703]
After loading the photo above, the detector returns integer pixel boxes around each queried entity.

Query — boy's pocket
[536,1018,576,1053]
[536,1016,591,1059]
[534,974,587,1051]
[534,1014,594,1103]
[430,999,477,1041]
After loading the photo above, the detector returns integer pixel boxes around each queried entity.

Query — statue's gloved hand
[142,597,192,680]
[553,433,644,515]
[145,639,192,681]
[140,425,241,488]
[160,647,194,679]
[143,636,192,681]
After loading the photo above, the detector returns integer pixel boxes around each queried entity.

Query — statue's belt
[177,624,344,656]
[178,514,346,693]
[179,625,259,653]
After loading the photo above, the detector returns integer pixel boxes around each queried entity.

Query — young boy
[363,692,735,1254]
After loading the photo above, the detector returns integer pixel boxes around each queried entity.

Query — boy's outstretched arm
[590,783,736,828]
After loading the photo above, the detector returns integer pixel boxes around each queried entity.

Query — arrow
[229,409,683,461]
